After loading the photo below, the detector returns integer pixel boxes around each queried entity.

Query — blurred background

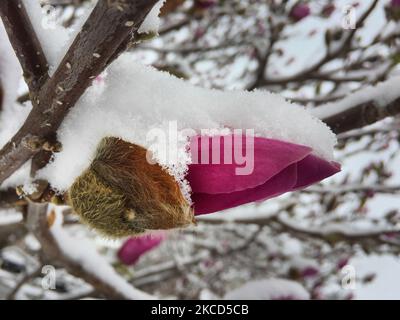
[1,0,400,300]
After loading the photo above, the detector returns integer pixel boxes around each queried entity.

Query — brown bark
[323,96,400,134]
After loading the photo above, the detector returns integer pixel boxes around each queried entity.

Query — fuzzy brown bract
[69,137,195,238]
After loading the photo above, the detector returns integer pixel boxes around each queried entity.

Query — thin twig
[0,0,49,95]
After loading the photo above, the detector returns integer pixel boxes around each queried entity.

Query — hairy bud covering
[69,137,194,237]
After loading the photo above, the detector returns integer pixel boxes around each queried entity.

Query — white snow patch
[138,0,166,34]
[22,0,97,75]
[0,21,21,109]
[22,0,70,74]
[352,255,400,300]
[1,161,32,190]
[224,278,310,300]
[21,181,39,195]
[38,54,336,196]
[0,209,23,225]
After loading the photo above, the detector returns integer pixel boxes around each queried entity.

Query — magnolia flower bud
[69,137,194,238]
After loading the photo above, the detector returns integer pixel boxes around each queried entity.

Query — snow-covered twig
[336,122,399,141]
[272,215,400,243]
[132,252,209,288]
[312,75,400,133]
[7,266,42,300]
[304,184,400,195]
[27,203,155,299]
[255,0,379,87]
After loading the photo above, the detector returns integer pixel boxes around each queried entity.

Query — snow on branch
[27,203,155,300]
[252,0,379,88]
[0,24,20,113]
[273,215,400,243]
[312,75,400,133]
[304,183,400,195]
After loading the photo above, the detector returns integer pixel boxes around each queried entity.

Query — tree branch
[311,73,400,134]
[27,203,153,299]
[271,215,400,244]
[0,0,158,186]
[255,0,379,87]
[0,188,24,208]
[321,96,400,134]
[304,184,400,195]
[0,0,48,95]
[7,266,42,300]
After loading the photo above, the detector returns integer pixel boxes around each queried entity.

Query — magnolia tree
[0,0,399,300]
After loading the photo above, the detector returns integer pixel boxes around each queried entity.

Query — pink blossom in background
[187,135,340,215]
[195,0,217,10]
[194,27,206,39]
[387,0,400,20]
[289,3,311,22]
[118,233,166,265]
[391,0,400,7]
[301,266,320,278]
[337,257,350,270]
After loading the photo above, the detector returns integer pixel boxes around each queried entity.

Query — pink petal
[187,135,312,194]
[193,163,298,215]
[188,135,341,215]
[290,3,311,21]
[391,0,400,7]
[293,155,341,189]
[118,233,165,265]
